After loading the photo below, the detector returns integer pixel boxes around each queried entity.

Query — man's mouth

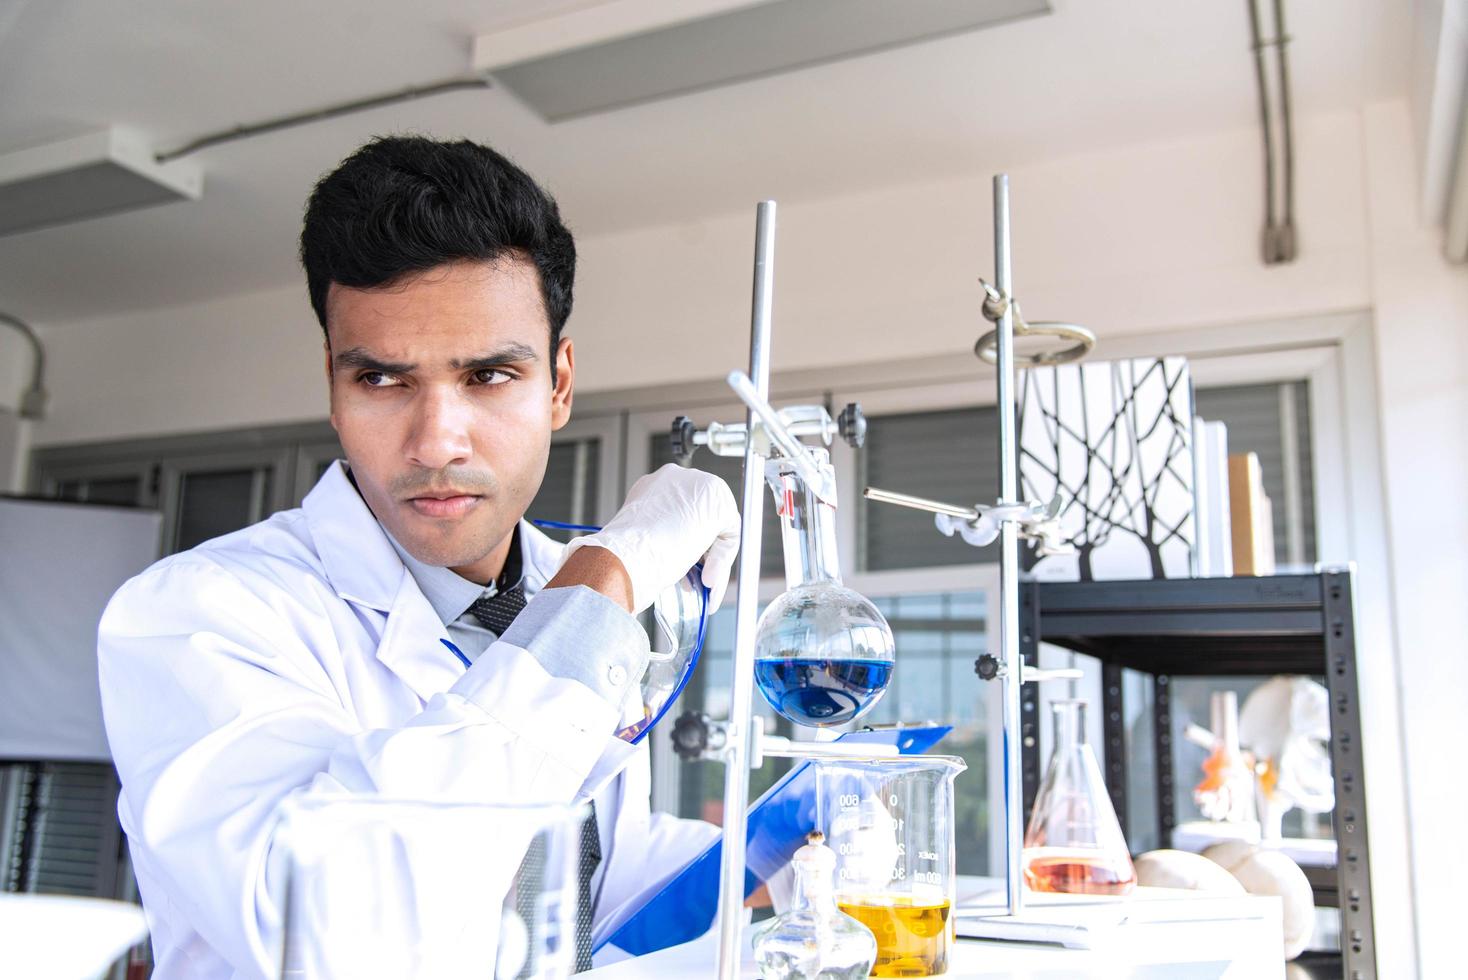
[404,491,482,519]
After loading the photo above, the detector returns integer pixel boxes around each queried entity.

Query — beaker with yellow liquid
[816,755,966,977]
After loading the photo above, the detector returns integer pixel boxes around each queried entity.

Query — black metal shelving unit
[1017,569,1375,980]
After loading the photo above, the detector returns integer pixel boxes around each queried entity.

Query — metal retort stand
[688,178,1098,977]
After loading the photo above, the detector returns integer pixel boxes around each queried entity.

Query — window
[860,407,999,570]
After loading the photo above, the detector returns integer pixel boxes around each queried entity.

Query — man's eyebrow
[450,343,540,370]
[333,347,415,374]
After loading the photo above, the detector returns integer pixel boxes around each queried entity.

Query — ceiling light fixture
[0,128,202,238]
[0,72,493,238]
[477,0,1051,122]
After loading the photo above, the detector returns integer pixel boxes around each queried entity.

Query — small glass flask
[752,831,877,980]
[1022,699,1137,895]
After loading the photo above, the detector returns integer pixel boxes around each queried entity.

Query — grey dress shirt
[386,525,649,712]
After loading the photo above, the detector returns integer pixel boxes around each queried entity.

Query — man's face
[325,257,573,583]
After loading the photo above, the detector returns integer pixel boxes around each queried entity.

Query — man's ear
[551,337,575,431]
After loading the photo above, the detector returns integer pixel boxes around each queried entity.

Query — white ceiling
[0,0,1408,324]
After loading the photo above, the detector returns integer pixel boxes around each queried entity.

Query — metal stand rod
[714,200,777,980]
[993,174,1026,918]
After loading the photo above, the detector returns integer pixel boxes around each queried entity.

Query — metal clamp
[863,486,1075,558]
[975,654,1082,684]
[973,279,1095,367]
[669,403,865,465]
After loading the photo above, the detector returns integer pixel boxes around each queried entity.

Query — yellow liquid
[837,897,951,977]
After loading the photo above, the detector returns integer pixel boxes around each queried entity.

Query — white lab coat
[98,462,717,979]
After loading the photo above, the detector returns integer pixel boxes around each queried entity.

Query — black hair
[300,135,575,381]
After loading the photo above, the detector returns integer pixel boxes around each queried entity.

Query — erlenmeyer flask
[1021,699,1136,895]
[754,451,895,728]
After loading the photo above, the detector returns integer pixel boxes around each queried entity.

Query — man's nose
[405,387,473,471]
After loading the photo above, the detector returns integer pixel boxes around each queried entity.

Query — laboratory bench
[1019,569,1373,979]
[587,887,1286,978]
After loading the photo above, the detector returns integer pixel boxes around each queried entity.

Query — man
[98,136,740,978]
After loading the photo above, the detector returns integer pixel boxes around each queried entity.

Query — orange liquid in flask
[1022,848,1137,896]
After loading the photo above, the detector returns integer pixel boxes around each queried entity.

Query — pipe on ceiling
[0,311,48,420]
[1247,0,1297,264]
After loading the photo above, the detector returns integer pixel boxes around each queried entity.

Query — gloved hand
[560,463,741,614]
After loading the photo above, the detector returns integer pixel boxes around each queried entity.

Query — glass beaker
[276,796,587,980]
[815,755,966,978]
[1022,699,1136,896]
[755,452,896,728]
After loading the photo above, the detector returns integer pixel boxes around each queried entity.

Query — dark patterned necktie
[574,806,601,972]
[473,585,601,972]
[468,584,527,636]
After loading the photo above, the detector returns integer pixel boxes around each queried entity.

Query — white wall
[34,109,1373,445]
[29,102,1466,974]
[1362,99,1468,979]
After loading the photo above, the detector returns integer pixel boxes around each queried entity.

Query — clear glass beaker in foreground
[1022,699,1136,896]
[276,796,586,980]
[816,755,967,978]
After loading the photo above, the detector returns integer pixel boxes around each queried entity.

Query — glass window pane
[85,477,142,506]
[649,433,783,580]
[53,480,83,502]
[174,468,267,553]
[530,439,601,544]
[861,408,998,571]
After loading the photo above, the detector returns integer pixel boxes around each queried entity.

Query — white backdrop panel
[0,499,161,761]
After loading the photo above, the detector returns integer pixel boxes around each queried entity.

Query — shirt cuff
[500,585,650,711]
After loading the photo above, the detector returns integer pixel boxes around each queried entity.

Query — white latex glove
[560,463,741,614]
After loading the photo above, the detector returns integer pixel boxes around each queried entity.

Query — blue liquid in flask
[754,658,894,727]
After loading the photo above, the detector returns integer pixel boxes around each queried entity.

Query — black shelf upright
[1017,569,1375,980]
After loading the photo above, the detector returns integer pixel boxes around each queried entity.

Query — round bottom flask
[752,832,876,980]
[754,582,895,727]
[754,453,895,728]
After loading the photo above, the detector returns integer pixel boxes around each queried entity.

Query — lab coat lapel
[375,568,464,702]
[304,461,460,701]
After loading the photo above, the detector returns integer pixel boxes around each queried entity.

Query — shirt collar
[340,457,525,628]
[385,524,529,628]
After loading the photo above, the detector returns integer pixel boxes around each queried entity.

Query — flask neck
[789,856,840,914]
[769,454,842,588]
[1051,699,1088,754]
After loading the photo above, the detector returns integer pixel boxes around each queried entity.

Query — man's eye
[472,369,511,385]
[358,371,400,388]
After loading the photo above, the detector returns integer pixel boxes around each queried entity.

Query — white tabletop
[587,889,1284,980]
[0,893,148,980]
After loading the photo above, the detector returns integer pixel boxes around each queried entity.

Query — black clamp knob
[669,416,698,465]
[975,654,1001,681]
[672,710,711,760]
[838,403,866,449]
